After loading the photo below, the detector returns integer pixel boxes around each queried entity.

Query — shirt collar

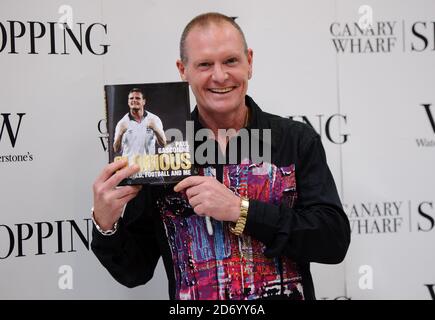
[190,95,262,131]
[128,110,148,122]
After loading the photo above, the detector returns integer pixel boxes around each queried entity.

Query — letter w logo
[0,113,25,147]
[424,284,435,300]
[422,104,435,134]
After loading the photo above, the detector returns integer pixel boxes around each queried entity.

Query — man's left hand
[174,176,240,222]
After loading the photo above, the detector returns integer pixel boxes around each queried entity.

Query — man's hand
[93,160,142,230]
[174,176,240,222]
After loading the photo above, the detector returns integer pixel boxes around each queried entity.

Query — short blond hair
[179,12,248,63]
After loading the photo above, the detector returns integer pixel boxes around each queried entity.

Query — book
[104,81,194,185]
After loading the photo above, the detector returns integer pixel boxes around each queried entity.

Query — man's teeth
[209,87,233,93]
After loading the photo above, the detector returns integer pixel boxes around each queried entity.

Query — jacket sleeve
[245,134,350,264]
[91,188,161,288]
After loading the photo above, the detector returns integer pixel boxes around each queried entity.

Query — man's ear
[176,60,187,81]
[247,48,253,79]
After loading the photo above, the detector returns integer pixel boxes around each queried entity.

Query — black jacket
[91,95,350,300]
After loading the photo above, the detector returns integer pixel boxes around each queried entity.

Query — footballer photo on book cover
[105,81,194,185]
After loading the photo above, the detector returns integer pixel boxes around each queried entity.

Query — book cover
[105,81,194,185]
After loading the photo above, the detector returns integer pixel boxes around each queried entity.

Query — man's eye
[198,62,211,68]
[225,58,237,65]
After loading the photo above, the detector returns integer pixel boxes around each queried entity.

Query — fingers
[105,164,140,190]
[93,184,141,229]
[188,195,211,217]
[111,185,142,200]
[174,176,208,192]
[115,189,141,208]
[92,160,142,231]
[192,204,206,216]
[187,193,202,209]
[94,159,128,186]
[185,184,202,200]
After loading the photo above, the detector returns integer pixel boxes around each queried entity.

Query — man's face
[128,92,145,117]
[177,22,253,118]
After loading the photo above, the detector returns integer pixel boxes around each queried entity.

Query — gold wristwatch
[230,197,249,236]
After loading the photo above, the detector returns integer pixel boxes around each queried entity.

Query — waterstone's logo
[416,103,435,147]
[0,112,34,164]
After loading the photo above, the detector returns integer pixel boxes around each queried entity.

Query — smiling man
[176,16,252,148]
[91,12,350,300]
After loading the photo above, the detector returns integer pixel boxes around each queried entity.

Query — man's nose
[211,64,228,83]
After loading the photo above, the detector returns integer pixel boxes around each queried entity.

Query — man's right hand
[92,159,142,231]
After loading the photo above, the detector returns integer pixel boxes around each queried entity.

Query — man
[113,88,166,160]
[91,13,350,300]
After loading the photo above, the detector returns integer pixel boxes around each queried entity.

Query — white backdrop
[0,0,434,299]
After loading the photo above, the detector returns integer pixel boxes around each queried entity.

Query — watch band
[91,208,119,236]
[230,197,249,236]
